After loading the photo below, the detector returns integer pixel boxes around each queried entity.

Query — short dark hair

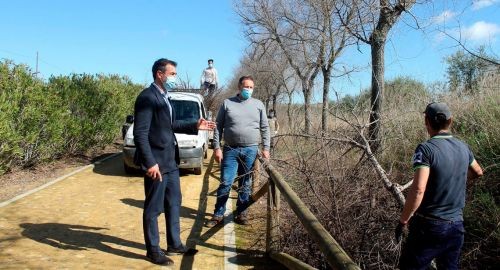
[426,114,452,131]
[152,58,177,79]
[238,75,254,86]
[208,59,214,63]
[268,109,276,118]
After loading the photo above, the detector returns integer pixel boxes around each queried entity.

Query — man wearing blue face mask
[200,59,218,94]
[205,75,271,227]
[134,58,216,265]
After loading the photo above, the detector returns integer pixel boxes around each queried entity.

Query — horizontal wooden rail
[259,157,360,270]
[270,252,317,270]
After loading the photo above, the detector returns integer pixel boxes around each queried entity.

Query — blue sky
[331,0,500,100]
[0,0,245,86]
[1,0,498,100]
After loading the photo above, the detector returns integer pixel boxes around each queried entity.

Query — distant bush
[445,48,499,94]
[0,60,143,174]
[333,76,429,115]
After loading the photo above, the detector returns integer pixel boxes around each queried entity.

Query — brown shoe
[205,216,223,228]
[234,213,249,225]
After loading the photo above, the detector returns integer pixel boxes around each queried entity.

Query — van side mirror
[126,115,134,124]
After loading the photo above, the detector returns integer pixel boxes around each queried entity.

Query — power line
[0,48,66,74]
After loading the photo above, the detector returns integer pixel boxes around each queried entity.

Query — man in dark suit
[133,58,215,265]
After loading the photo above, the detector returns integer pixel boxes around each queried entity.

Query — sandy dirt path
[0,150,278,269]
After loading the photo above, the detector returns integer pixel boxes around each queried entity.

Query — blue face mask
[240,88,253,100]
[163,76,177,91]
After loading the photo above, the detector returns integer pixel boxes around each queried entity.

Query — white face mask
[208,63,213,68]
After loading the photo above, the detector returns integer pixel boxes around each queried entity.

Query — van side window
[201,103,206,119]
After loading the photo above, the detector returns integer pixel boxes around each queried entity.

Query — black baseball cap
[424,102,452,120]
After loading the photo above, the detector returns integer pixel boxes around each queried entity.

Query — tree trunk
[287,92,293,131]
[366,0,417,152]
[321,68,331,131]
[368,33,386,152]
[272,94,277,113]
[303,81,312,134]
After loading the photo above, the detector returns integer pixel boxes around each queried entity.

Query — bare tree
[248,43,289,107]
[227,43,291,113]
[235,0,323,134]
[176,73,196,89]
[310,0,356,131]
[281,71,300,130]
[336,0,417,151]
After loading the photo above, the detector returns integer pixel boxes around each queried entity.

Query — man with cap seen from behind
[396,102,483,270]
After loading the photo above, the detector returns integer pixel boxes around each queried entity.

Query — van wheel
[124,163,135,174]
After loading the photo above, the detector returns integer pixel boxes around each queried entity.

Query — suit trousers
[142,169,182,253]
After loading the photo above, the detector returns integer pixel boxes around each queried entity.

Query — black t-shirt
[412,133,475,221]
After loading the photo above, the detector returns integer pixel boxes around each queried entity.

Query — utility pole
[33,51,40,77]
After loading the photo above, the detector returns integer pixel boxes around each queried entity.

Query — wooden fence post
[252,158,261,193]
[266,178,280,253]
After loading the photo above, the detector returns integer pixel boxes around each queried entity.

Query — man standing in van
[205,75,270,227]
[134,58,215,265]
[200,59,218,94]
[396,102,483,270]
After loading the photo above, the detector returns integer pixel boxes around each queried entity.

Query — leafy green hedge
[0,60,143,174]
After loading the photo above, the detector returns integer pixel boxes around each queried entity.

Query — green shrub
[47,73,141,154]
[0,61,25,173]
[0,59,143,174]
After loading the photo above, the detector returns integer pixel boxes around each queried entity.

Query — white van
[123,91,210,175]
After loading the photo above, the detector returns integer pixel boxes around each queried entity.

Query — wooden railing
[250,158,360,270]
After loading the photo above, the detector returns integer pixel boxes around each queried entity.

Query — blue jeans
[213,145,258,217]
[399,215,465,270]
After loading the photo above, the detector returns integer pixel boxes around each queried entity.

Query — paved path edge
[0,152,122,208]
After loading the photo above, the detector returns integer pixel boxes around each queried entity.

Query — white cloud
[472,0,499,10]
[462,21,500,42]
[431,10,457,24]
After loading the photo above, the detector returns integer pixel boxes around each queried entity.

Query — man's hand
[468,160,483,180]
[395,221,407,243]
[214,148,223,163]
[262,150,270,159]
[198,118,216,130]
[146,164,162,181]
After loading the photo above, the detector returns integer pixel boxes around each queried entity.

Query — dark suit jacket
[133,84,197,173]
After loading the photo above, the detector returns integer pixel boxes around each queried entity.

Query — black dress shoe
[166,246,198,256]
[146,251,174,265]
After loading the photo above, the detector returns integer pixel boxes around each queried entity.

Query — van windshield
[171,100,200,121]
